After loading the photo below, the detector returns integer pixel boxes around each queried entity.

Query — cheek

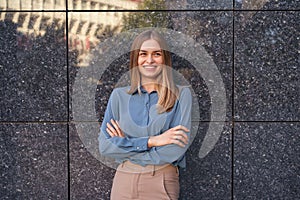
[137,57,144,65]
[156,57,164,64]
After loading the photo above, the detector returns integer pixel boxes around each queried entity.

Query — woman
[98,30,192,200]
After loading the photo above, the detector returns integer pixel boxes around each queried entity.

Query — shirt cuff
[132,136,150,152]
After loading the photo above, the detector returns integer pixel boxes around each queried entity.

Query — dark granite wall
[0,0,299,199]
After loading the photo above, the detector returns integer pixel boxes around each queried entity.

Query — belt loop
[151,165,155,176]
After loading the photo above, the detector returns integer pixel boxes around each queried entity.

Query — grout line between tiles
[232,5,235,200]
[65,0,71,199]
[0,120,299,124]
[1,9,297,13]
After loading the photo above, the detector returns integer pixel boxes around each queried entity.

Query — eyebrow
[139,50,162,52]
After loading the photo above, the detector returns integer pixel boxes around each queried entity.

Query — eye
[139,52,147,57]
[154,52,162,57]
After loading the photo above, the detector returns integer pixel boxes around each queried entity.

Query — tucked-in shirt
[98,85,192,168]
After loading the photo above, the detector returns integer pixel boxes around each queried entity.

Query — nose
[146,54,154,63]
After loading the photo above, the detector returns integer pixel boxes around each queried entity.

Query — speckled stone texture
[167,0,232,10]
[169,11,233,121]
[69,124,114,200]
[234,123,300,199]
[0,13,67,122]
[181,122,232,199]
[234,11,299,121]
[0,123,68,199]
[235,0,300,10]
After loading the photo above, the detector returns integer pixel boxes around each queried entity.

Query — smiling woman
[128,30,179,114]
[137,39,163,84]
[98,30,192,200]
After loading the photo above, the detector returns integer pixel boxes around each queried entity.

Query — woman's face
[137,39,164,83]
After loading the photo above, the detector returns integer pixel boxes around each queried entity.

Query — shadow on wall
[0,19,75,199]
[0,19,79,121]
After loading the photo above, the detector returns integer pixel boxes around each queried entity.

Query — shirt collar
[132,86,147,95]
[132,86,157,95]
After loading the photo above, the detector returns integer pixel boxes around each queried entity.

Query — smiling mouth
[143,65,157,69]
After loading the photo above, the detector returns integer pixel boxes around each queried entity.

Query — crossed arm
[98,87,192,166]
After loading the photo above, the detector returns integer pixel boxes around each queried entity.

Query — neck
[141,82,158,93]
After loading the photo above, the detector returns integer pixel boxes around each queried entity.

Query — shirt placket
[144,93,150,125]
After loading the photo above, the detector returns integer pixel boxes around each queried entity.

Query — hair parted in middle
[128,30,179,113]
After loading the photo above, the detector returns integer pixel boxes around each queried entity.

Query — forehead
[140,39,161,51]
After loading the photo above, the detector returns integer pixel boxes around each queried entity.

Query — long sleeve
[98,130,147,159]
[127,87,192,167]
[98,86,192,168]
[99,89,150,155]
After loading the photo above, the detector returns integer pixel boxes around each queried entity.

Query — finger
[172,125,190,132]
[106,123,116,136]
[109,119,125,137]
[110,119,118,128]
[174,131,189,144]
[116,121,125,137]
[110,119,122,137]
[171,139,185,148]
[174,133,188,145]
[106,127,115,137]
[106,122,117,137]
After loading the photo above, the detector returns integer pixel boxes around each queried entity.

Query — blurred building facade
[0,0,140,66]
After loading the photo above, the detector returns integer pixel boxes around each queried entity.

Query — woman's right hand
[148,125,190,148]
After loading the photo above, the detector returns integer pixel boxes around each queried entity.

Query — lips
[143,65,157,69]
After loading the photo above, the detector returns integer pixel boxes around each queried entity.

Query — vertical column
[7,0,20,9]
[12,12,20,24]
[21,0,33,10]
[32,0,43,10]
[0,0,7,9]
[33,15,42,34]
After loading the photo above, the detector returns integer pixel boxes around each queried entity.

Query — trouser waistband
[117,160,179,176]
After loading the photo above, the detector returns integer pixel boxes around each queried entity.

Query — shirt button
[137,146,140,150]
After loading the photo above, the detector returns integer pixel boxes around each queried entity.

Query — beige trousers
[110,161,180,200]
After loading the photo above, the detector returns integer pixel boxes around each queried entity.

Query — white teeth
[143,65,156,68]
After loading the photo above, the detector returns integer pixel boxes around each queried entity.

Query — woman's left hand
[106,119,125,138]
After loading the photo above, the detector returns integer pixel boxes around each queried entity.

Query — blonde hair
[128,30,178,113]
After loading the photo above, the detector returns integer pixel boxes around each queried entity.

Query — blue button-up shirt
[98,86,192,168]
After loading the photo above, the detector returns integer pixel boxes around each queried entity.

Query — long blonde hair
[127,30,178,113]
